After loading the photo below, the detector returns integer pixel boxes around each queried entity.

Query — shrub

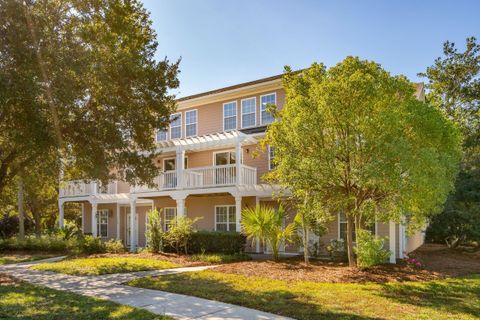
[326,239,347,261]
[105,239,126,253]
[77,235,106,254]
[0,235,73,253]
[145,209,163,253]
[354,229,391,268]
[191,252,252,263]
[163,216,201,254]
[187,231,246,254]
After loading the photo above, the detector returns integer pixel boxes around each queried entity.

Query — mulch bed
[214,244,480,283]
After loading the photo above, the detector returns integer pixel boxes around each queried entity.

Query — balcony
[132,164,257,193]
[59,180,118,198]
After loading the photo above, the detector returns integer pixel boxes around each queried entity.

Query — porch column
[175,196,186,218]
[91,201,98,237]
[116,203,121,240]
[176,148,185,189]
[58,200,64,228]
[389,220,396,263]
[130,197,137,252]
[235,141,242,185]
[255,197,260,253]
[81,203,85,232]
[235,196,242,232]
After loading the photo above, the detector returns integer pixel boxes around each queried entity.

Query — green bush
[77,236,106,254]
[354,229,391,268]
[191,252,252,263]
[187,231,246,254]
[0,235,73,253]
[104,239,126,253]
[145,209,163,253]
[163,216,201,254]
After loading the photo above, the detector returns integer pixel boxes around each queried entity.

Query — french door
[214,151,237,185]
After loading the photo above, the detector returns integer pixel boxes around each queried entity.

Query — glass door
[214,151,237,184]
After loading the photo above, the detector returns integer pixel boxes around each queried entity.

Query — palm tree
[241,205,296,261]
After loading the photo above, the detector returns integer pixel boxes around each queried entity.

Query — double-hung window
[170,113,182,139]
[185,110,197,137]
[241,97,256,128]
[156,129,167,142]
[268,145,276,170]
[338,212,376,241]
[164,207,177,231]
[223,101,237,131]
[96,209,108,238]
[215,205,236,231]
[260,93,276,125]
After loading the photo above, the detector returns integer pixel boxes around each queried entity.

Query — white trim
[240,97,257,129]
[222,101,237,132]
[337,212,377,240]
[170,112,182,139]
[213,149,238,166]
[185,109,198,137]
[214,205,236,231]
[96,209,109,238]
[260,92,276,125]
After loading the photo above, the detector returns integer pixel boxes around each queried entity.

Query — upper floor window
[156,129,167,142]
[223,101,237,131]
[170,113,182,139]
[260,93,276,125]
[241,97,256,128]
[268,145,276,170]
[185,110,197,137]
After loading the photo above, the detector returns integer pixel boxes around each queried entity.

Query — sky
[141,0,480,98]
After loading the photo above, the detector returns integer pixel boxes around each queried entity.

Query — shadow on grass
[0,281,164,320]
[374,276,480,318]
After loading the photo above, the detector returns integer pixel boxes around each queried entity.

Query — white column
[81,203,85,233]
[255,197,260,253]
[176,149,185,189]
[116,203,121,240]
[389,220,396,263]
[176,196,186,217]
[91,202,98,237]
[235,141,242,185]
[58,200,64,228]
[130,198,137,252]
[235,196,242,232]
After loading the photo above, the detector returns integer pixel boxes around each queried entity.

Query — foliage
[77,236,106,255]
[186,231,246,254]
[0,235,73,253]
[326,239,347,261]
[32,257,179,276]
[55,221,82,241]
[104,239,126,254]
[0,0,179,195]
[404,254,424,269]
[163,216,201,254]
[190,252,252,264]
[0,253,55,265]
[354,230,391,268]
[130,271,480,320]
[265,57,462,266]
[0,280,172,319]
[145,209,163,253]
[0,212,33,238]
[241,205,296,261]
[421,37,480,247]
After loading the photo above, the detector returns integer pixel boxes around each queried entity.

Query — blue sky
[141,0,480,97]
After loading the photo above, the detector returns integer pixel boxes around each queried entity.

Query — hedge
[162,231,246,254]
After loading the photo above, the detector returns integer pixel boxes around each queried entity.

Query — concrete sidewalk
[0,257,292,320]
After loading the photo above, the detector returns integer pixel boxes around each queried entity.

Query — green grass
[0,253,56,265]
[129,271,480,320]
[32,257,179,276]
[0,280,170,319]
[190,252,252,263]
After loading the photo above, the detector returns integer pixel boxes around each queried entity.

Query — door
[215,151,237,184]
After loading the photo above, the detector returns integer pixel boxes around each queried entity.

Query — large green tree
[265,57,461,266]
[0,0,179,195]
[420,37,480,247]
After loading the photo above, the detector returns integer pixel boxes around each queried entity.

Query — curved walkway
[0,257,292,320]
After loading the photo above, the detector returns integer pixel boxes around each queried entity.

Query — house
[58,74,426,262]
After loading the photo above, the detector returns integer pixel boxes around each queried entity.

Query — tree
[0,0,179,195]
[146,208,163,253]
[420,37,480,247]
[265,57,461,266]
[163,216,201,254]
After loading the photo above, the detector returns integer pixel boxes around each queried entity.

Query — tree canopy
[265,57,461,265]
[0,0,179,194]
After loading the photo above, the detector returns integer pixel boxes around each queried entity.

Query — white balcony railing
[59,180,118,197]
[132,164,257,193]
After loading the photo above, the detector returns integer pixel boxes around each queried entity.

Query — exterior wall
[406,229,425,253]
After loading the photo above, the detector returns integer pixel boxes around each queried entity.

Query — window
[214,151,236,166]
[338,212,375,241]
[164,207,177,231]
[163,157,188,171]
[185,110,197,137]
[156,129,167,142]
[215,205,236,231]
[260,93,276,125]
[241,97,256,128]
[170,113,182,139]
[268,145,276,170]
[223,101,237,131]
[96,209,108,238]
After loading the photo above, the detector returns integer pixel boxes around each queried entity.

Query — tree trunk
[32,203,42,238]
[303,220,310,265]
[346,214,356,267]
[17,178,25,240]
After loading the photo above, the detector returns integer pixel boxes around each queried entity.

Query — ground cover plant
[190,252,252,264]
[0,252,55,265]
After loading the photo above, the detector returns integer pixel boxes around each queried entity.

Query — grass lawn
[0,276,169,320]
[129,271,480,320]
[190,252,252,264]
[0,252,56,265]
[32,257,180,276]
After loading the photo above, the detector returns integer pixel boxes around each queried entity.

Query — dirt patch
[84,252,205,267]
[214,244,479,283]
[0,273,19,287]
